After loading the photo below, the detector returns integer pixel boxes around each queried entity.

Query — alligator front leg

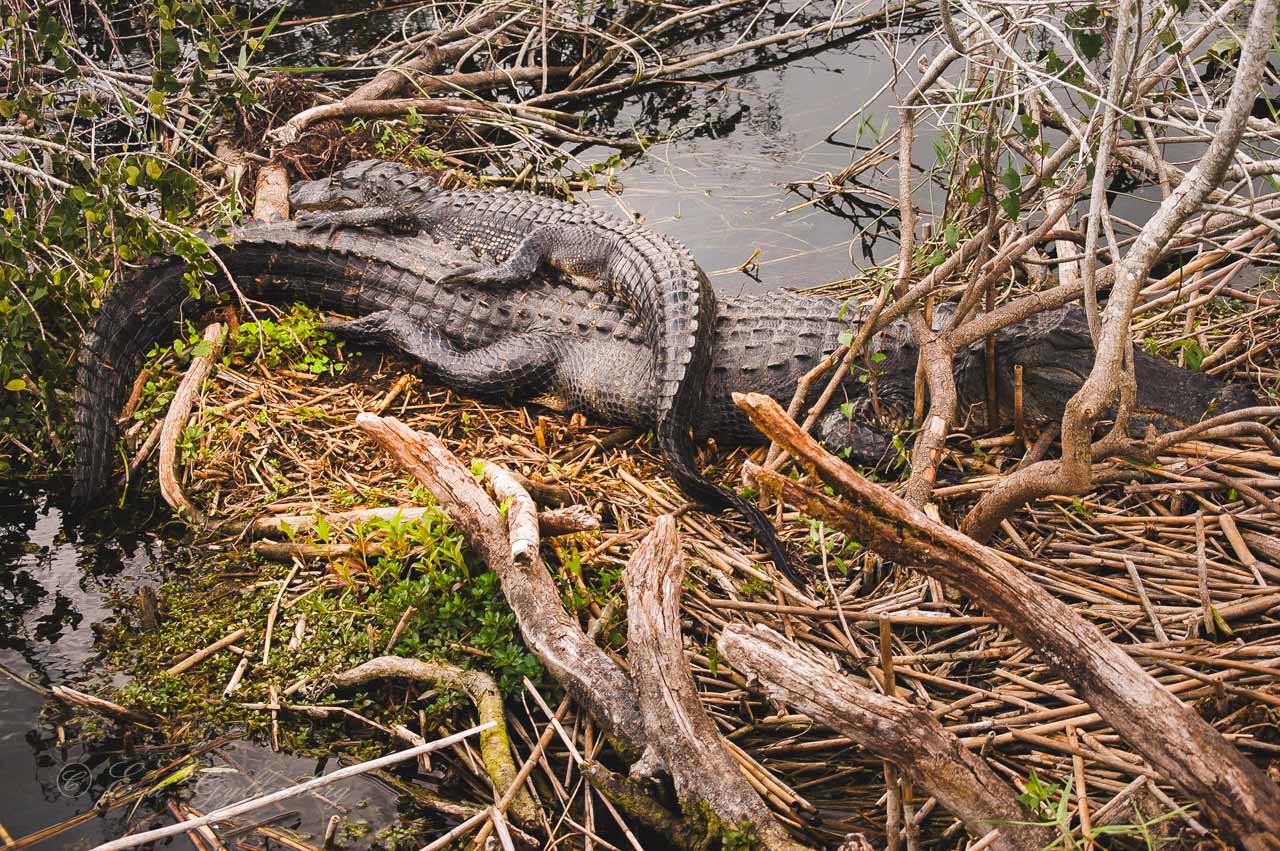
[295,206,422,236]
[325,311,564,400]
[439,224,610,289]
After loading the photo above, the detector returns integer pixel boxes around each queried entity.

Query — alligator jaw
[288,176,352,211]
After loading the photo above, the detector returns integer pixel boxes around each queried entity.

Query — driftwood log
[355,413,647,753]
[734,391,1280,849]
[625,517,809,851]
[718,623,1055,850]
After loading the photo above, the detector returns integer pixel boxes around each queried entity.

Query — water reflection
[0,487,173,846]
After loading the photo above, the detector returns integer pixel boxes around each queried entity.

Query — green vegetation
[0,1,269,472]
[104,506,543,748]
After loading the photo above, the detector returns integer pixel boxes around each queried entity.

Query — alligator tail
[661,428,803,588]
[70,231,424,510]
[72,255,202,509]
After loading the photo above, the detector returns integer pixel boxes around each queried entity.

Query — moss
[100,506,545,755]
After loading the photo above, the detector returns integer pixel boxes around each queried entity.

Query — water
[0,487,167,847]
[0,489,408,848]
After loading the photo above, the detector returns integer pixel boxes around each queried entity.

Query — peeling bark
[625,517,810,851]
[355,414,647,753]
[718,623,1054,850]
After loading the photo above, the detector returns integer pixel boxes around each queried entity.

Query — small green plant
[231,304,344,374]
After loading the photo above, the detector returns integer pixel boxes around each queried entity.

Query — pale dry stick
[167,627,248,676]
[50,686,157,725]
[1195,512,1215,638]
[261,560,300,665]
[89,723,495,851]
[223,655,250,697]
[158,322,225,526]
[419,808,491,851]
[330,656,538,826]
[1123,557,1168,643]
[1217,513,1268,586]
[382,606,414,652]
[1067,724,1091,845]
[1079,0,1135,343]
[963,0,1280,542]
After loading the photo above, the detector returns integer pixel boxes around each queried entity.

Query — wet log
[354,414,647,753]
[330,656,538,827]
[625,517,809,851]
[734,391,1280,850]
[718,623,1055,850]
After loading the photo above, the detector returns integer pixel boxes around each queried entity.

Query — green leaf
[1000,167,1021,192]
[189,340,212,359]
[1075,30,1103,60]
[839,401,856,420]
[1000,193,1021,221]
[871,351,887,363]
[5,378,26,392]
[944,222,960,248]
[145,159,163,180]
[837,330,854,347]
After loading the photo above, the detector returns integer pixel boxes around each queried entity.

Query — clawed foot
[438,263,523,288]
[294,212,342,239]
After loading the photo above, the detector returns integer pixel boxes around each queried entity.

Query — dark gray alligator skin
[74,224,1257,525]
[286,159,806,580]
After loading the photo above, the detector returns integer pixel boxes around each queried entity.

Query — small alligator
[286,159,800,582]
[74,224,1256,532]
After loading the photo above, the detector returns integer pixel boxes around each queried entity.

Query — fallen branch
[330,656,538,826]
[718,623,1054,850]
[734,391,1280,849]
[625,517,808,851]
[353,413,647,753]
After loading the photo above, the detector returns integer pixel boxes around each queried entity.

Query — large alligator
[286,159,799,582]
[74,223,1256,532]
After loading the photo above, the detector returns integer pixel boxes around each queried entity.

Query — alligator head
[289,159,443,212]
